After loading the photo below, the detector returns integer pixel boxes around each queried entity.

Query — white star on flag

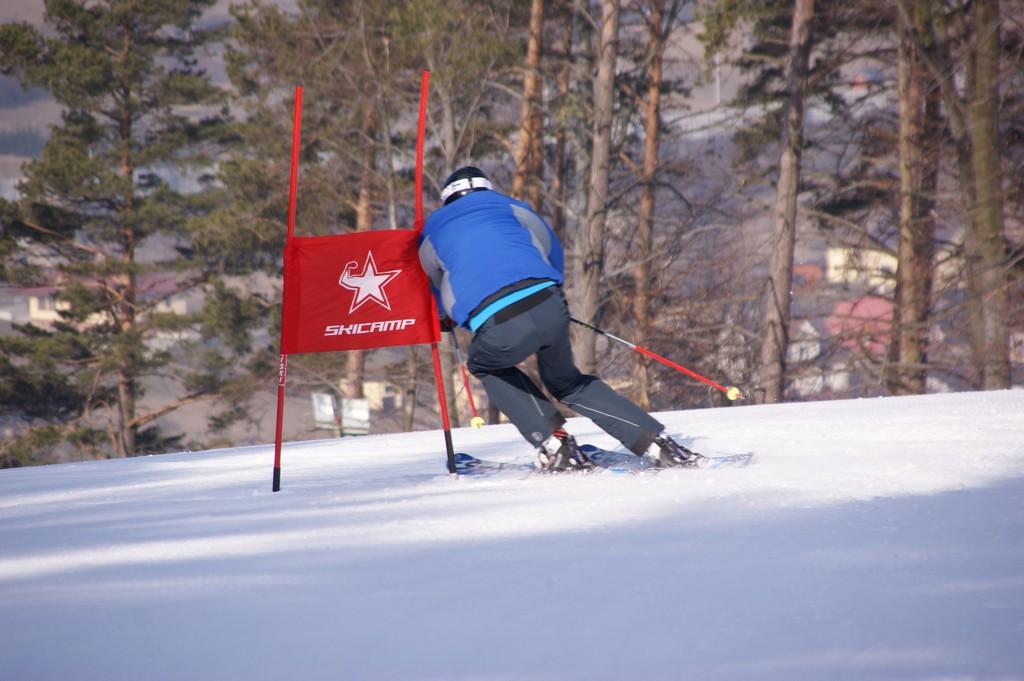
[338,251,402,313]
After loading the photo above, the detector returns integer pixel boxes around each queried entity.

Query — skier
[418,166,704,472]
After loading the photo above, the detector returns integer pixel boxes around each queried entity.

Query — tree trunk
[633,0,669,410]
[436,79,458,169]
[756,0,814,404]
[550,4,575,242]
[575,0,620,374]
[512,0,544,209]
[912,0,1011,390]
[890,0,938,395]
[958,143,986,388]
[374,47,416,432]
[966,0,1010,389]
[564,0,593,326]
[403,347,417,431]
[117,93,138,456]
[527,99,545,212]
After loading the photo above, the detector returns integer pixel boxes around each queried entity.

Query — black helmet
[440,166,492,205]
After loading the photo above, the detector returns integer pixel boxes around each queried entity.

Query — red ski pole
[570,317,744,401]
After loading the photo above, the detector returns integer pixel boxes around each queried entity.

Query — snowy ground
[2,390,1023,681]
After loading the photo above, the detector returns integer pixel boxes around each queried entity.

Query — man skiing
[418,166,704,472]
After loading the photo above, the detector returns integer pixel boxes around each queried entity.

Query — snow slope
[2,390,1023,681]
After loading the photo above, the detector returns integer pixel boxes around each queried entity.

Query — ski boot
[536,430,595,472]
[645,433,707,468]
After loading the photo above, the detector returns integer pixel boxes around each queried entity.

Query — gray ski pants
[466,286,663,454]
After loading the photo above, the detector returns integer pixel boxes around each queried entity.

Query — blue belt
[468,281,557,332]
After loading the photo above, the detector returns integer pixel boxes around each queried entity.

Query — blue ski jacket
[418,190,564,330]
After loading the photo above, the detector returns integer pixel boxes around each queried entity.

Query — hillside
[2,390,1023,680]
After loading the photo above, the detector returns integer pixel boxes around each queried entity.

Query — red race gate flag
[281,229,439,354]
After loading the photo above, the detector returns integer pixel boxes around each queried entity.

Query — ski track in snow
[1,390,1023,680]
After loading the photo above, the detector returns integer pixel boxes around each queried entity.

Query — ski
[453,452,536,476]
[580,445,754,472]
[454,445,754,477]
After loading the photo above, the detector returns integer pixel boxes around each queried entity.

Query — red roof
[826,296,893,356]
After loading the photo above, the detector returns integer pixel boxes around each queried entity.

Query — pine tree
[756,0,815,404]
[700,0,922,401]
[629,0,688,409]
[0,0,234,464]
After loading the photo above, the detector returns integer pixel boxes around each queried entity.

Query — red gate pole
[414,71,428,232]
[431,340,456,474]
[272,85,304,492]
[413,71,457,474]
